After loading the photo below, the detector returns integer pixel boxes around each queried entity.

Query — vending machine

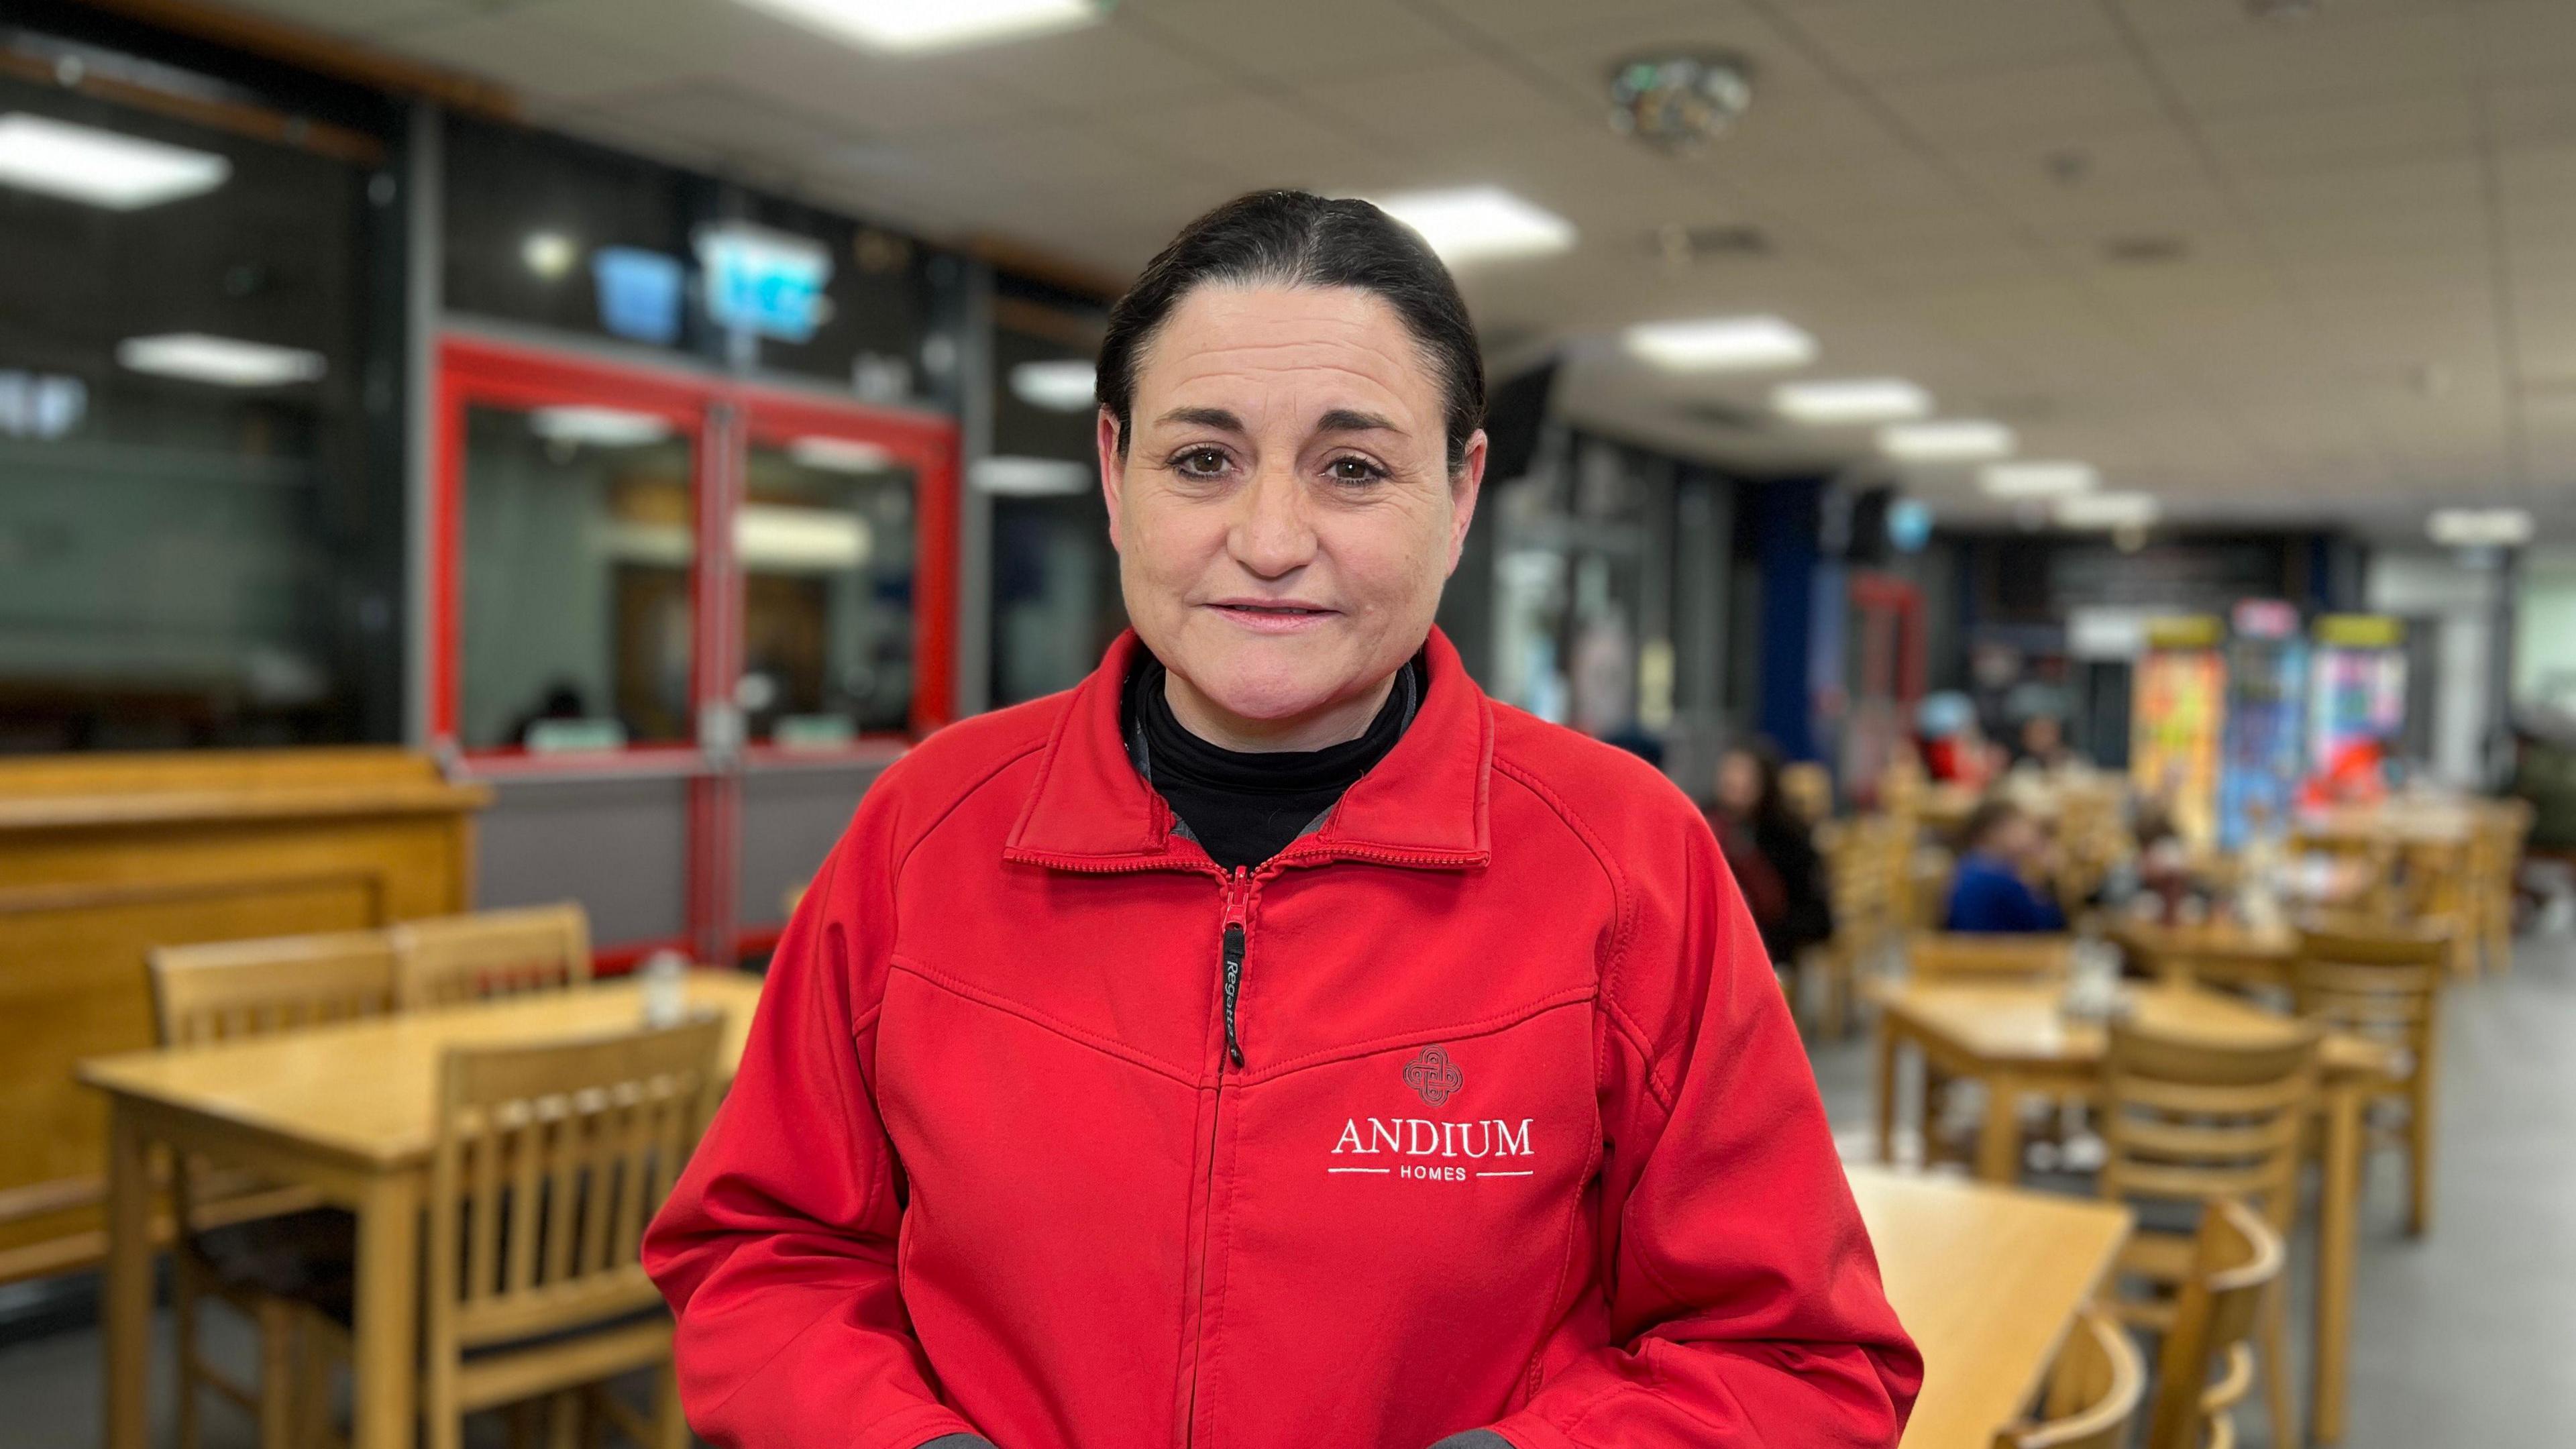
[2132,616,2227,845]
[2218,600,2307,851]
[2306,614,2409,804]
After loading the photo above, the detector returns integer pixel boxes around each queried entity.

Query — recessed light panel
[732,0,1099,52]
[1625,315,1815,371]
[1373,186,1576,265]
[0,113,228,209]
[1772,378,1930,425]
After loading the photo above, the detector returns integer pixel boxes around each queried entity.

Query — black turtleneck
[1124,651,1424,871]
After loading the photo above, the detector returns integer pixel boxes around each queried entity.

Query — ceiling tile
[2140,10,2470,118]
[1874,58,2169,145]
[2202,89,2479,177]
[1124,0,1464,83]
[386,9,672,102]
[2468,1,2576,84]
[1777,0,2127,79]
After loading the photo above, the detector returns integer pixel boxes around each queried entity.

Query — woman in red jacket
[643,190,1921,1449]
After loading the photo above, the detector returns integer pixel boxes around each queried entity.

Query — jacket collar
[1004,627,1492,873]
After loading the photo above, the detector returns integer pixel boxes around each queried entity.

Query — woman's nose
[1227,465,1316,579]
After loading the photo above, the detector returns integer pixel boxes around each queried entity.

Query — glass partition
[457,402,698,751]
[739,441,918,742]
[0,70,396,751]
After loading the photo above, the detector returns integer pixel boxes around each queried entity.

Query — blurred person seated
[1944,799,2068,934]
[1916,691,2000,788]
[1707,740,1834,966]
[2010,712,2085,773]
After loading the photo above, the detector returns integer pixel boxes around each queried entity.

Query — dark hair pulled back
[1096,189,1486,471]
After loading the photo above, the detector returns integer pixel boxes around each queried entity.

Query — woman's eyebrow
[1157,405,1244,433]
[1316,408,1400,435]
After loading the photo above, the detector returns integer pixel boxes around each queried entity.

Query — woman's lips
[1206,601,1337,633]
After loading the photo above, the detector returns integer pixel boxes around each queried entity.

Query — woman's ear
[1097,407,1126,551]
[1444,429,1489,575]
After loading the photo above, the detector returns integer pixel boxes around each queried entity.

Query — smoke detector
[1607,53,1754,151]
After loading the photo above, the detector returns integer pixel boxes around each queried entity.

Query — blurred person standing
[1709,740,1835,968]
[645,191,1919,1449]
[1944,800,2068,934]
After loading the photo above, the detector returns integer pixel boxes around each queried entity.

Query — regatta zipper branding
[1220,867,1251,1068]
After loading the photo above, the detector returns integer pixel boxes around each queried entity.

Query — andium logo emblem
[1403,1044,1463,1106]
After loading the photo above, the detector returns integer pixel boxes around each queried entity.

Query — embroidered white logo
[1327,1116,1536,1181]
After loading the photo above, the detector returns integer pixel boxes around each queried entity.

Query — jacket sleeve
[1479,812,1923,1449]
[643,790,983,1449]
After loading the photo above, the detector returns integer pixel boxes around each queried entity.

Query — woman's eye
[1328,456,1385,484]
[1174,447,1229,478]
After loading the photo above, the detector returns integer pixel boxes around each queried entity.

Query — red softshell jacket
[644,629,1921,1449]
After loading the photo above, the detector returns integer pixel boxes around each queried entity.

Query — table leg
[102,1099,152,1449]
[1874,1016,1900,1165]
[1976,1071,2021,1183]
[352,1170,423,1449]
[2313,1083,2364,1444]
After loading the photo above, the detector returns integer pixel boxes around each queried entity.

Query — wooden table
[2114,918,2299,992]
[1868,979,2399,1444]
[1851,1167,2132,1449]
[79,971,762,1449]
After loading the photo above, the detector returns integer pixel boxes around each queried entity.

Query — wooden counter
[0,747,488,1281]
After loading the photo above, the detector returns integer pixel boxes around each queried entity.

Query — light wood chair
[1992,1303,2144,1449]
[301,1017,723,1449]
[2474,799,2533,975]
[392,903,592,1010]
[2143,1197,2281,1449]
[146,931,398,1449]
[2098,1016,2318,1449]
[1781,761,1834,827]
[2294,921,2445,1236]
[1908,932,2076,983]
[1805,818,1891,1038]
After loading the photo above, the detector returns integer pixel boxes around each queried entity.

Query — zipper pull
[1220,867,1250,1069]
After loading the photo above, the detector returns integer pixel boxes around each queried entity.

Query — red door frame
[430,331,961,967]
[1848,570,1927,704]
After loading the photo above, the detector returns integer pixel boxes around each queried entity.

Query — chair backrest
[147,930,399,1048]
[1995,1303,2144,1449]
[2100,1016,2319,1226]
[1781,761,1834,826]
[2145,1197,2282,1449]
[2293,923,2443,1064]
[392,903,592,1010]
[1909,932,2075,983]
[427,1017,723,1360]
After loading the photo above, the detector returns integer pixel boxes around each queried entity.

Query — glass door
[433,333,957,968]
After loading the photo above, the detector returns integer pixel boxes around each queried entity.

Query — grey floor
[1812,929,2576,1448]
[7,939,2573,1448]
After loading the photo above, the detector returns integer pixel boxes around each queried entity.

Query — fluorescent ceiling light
[971,455,1091,496]
[117,333,325,388]
[1879,419,2014,462]
[788,436,898,473]
[1980,461,2098,500]
[529,405,672,447]
[1772,378,1930,425]
[2428,507,2533,547]
[738,504,871,569]
[2054,491,2159,528]
[732,0,1099,52]
[1373,186,1575,265]
[0,113,229,209]
[1010,359,1096,412]
[1625,315,1815,372]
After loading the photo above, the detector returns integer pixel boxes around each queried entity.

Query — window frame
[430,330,957,773]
